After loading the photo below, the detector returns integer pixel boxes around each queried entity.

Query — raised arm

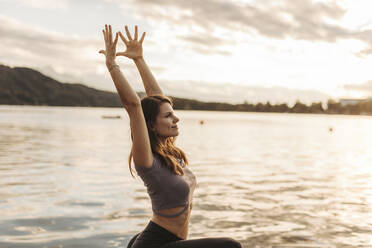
[99,24,153,168]
[117,25,163,96]
[99,25,140,109]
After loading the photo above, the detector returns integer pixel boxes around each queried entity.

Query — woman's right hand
[99,24,119,68]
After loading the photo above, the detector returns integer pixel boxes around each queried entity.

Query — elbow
[124,99,141,110]
[128,100,141,108]
[119,94,141,109]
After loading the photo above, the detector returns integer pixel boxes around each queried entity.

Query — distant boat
[101,115,121,119]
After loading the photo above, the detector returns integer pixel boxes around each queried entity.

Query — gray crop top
[135,153,197,218]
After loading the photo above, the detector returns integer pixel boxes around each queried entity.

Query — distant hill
[1,64,371,115]
[0,64,248,111]
[0,64,122,107]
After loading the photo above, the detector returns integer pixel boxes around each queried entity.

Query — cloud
[0,16,99,62]
[343,80,372,95]
[0,15,141,91]
[121,0,372,56]
[177,32,234,55]
[0,12,341,105]
[4,0,70,9]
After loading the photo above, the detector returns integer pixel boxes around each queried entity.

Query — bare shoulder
[134,154,156,170]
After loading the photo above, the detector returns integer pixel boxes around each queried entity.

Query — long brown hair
[128,95,188,178]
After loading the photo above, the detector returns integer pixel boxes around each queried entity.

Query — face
[152,102,180,138]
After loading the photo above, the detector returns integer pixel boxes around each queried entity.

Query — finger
[125,25,133,40]
[116,52,128,57]
[108,25,113,43]
[134,25,138,40]
[102,29,108,44]
[113,32,119,47]
[118,32,128,45]
[139,32,146,44]
[105,24,109,43]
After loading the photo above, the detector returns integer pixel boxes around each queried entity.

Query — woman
[99,24,242,248]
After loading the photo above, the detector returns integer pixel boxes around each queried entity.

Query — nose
[173,115,179,123]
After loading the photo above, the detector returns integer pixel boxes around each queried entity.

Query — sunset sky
[1,0,372,104]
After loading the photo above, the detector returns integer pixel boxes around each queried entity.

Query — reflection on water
[0,105,372,248]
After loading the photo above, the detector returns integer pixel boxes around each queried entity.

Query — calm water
[0,105,371,248]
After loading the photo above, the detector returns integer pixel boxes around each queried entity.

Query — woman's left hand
[117,25,146,60]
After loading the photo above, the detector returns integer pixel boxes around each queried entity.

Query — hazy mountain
[0,64,237,111]
[0,64,122,107]
[1,64,371,115]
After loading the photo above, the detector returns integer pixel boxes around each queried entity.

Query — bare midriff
[151,202,193,240]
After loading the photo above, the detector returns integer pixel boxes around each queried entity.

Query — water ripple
[1,107,372,247]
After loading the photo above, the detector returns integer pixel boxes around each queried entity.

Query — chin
[171,131,179,137]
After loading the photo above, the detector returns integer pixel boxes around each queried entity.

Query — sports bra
[135,153,197,218]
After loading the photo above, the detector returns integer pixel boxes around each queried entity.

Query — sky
[2,0,372,105]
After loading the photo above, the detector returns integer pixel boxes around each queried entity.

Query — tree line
[171,97,372,115]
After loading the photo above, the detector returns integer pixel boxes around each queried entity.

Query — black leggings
[127,220,242,248]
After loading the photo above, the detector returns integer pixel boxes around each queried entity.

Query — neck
[158,137,167,146]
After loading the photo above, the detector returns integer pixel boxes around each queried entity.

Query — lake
[0,105,371,248]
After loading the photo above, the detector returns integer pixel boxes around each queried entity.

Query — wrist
[133,56,144,63]
[106,63,119,72]
[106,60,117,68]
